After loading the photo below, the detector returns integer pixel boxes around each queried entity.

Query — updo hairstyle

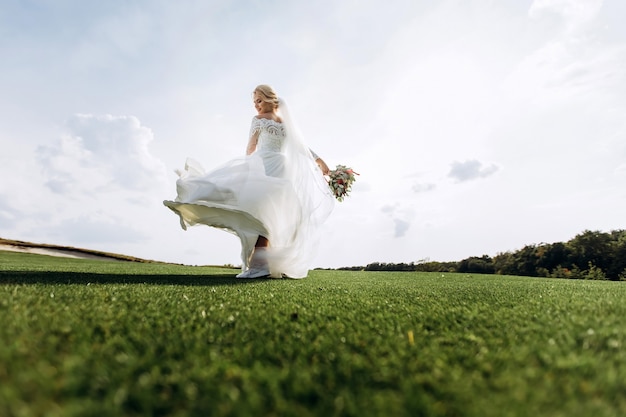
[253,84,280,110]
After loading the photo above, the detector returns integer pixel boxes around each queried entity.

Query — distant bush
[584,262,607,280]
[338,229,626,281]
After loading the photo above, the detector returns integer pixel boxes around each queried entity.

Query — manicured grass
[1,251,625,417]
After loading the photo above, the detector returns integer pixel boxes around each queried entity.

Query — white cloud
[412,183,437,194]
[381,204,415,238]
[507,0,625,107]
[37,114,167,194]
[393,218,411,238]
[529,0,603,32]
[502,37,626,105]
[0,113,172,253]
[448,160,499,183]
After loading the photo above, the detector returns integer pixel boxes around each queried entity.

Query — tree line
[338,230,626,281]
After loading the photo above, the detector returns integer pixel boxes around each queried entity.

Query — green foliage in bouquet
[327,164,358,202]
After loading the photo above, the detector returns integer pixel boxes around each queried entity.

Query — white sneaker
[236,268,270,279]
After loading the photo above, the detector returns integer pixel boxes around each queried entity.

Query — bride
[163,85,334,278]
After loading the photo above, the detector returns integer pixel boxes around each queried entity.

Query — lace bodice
[249,117,286,153]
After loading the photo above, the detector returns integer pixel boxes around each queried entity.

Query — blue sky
[1,0,625,267]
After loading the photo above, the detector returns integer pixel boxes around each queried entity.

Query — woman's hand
[316,157,330,175]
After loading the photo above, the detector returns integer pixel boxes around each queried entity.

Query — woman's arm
[246,132,259,155]
[246,117,262,155]
[315,156,330,175]
[309,149,329,174]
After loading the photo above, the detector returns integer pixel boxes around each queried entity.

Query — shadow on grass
[0,270,273,286]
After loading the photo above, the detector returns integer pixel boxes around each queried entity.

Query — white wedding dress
[164,113,334,278]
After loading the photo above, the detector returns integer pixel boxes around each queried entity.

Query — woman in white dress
[164,85,334,278]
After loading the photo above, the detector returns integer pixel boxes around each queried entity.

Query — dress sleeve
[249,117,262,138]
[309,149,319,160]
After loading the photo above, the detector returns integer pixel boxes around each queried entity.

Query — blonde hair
[253,84,279,110]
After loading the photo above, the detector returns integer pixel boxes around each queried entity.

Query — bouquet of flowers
[327,164,359,202]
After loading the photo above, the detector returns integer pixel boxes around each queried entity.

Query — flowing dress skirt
[164,150,324,278]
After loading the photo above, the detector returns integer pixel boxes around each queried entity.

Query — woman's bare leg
[255,236,269,248]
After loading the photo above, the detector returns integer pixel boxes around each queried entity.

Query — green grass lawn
[1,251,625,417]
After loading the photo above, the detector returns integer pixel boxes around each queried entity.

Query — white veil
[265,97,334,277]
[279,97,334,222]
